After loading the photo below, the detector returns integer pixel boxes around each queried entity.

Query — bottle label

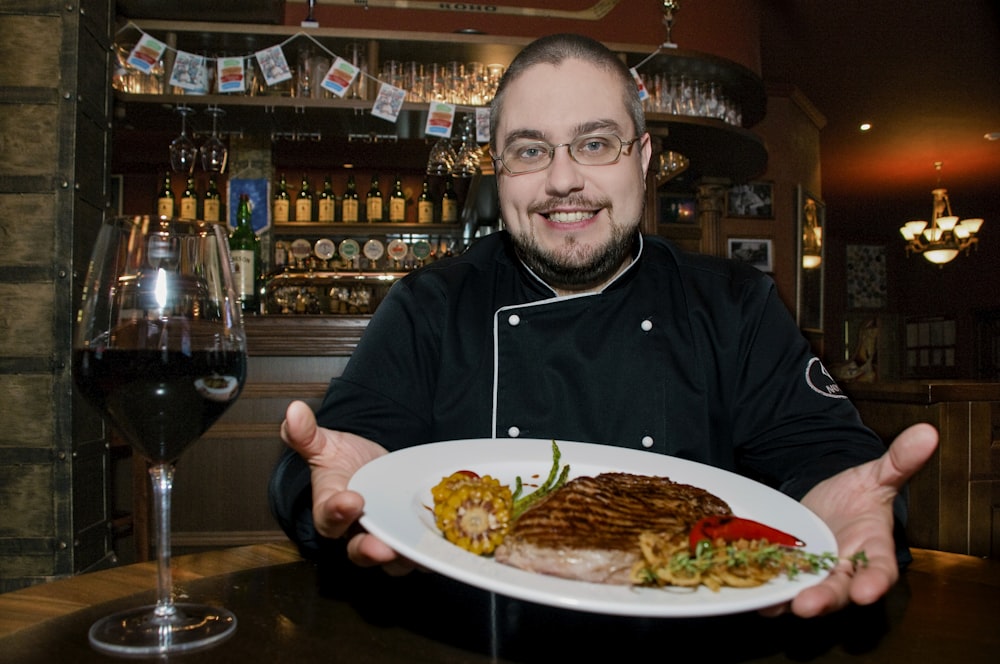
[231,249,256,299]
[296,198,312,222]
[318,199,335,222]
[203,199,220,222]
[157,197,174,218]
[367,197,383,221]
[389,197,406,222]
[342,198,359,223]
[418,201,434,224]
[180,198,197,220]
[274,199,290,223]
[442,199,458,223]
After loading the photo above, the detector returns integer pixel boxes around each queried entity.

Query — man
[270,34,937,618]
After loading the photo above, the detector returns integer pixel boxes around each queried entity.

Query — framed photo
[727,182,774,218]
[728,238,773,272]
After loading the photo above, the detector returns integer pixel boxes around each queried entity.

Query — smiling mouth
[546,210,598,223]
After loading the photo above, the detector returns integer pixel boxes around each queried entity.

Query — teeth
[547,210,593,223]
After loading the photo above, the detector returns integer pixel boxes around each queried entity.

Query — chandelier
[899,162,984,265]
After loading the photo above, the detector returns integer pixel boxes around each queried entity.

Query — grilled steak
[494,472,731,584]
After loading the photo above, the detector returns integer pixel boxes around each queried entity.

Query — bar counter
[1,542,997,663]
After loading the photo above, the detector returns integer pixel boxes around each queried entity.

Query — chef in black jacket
[269,33,937,619]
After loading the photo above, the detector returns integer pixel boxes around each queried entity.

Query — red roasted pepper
[689,515,805,551]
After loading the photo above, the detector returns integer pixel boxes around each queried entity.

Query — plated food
[430,444,840,593]
[349,439,840,617]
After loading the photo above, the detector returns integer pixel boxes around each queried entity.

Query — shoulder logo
[805,357,848,399]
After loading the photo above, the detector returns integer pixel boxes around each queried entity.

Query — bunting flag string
[114,21,496,137]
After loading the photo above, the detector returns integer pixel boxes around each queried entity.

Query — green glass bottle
[273,173,290,223]
[296,173,313,222]
[417,176,434,224]
[156,171,174,219]
[179,176,198,220]
[389,174,406,223]
[318,174,335,223]
[230,193,261,314]
[341,174,360,223]
[366,173,383,222]
[441,175,459,223]
[203,176,222,223]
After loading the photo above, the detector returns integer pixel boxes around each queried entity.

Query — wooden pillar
[695,178,729,256]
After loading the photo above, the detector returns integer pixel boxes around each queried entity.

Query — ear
[639,133,653,181]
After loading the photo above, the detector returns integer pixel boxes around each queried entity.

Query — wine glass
[200,106,228,173]
[169,105,198,174]
[74,215,247,657]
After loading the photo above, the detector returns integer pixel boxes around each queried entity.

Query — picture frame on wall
[727,237,773,272]
[726,182,774,218]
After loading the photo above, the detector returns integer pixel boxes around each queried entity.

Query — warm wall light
[899,162,984,265]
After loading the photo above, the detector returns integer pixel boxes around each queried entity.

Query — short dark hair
[489,33,646,150]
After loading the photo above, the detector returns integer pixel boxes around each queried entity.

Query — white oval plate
[349,439,836,617]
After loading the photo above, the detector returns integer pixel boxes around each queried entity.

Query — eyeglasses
[492,133,642,175]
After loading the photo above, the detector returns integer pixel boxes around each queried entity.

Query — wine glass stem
[149,462,178,619]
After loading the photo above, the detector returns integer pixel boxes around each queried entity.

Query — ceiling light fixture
[899,162,984,265]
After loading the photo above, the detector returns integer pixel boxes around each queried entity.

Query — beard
[510,214,639,292]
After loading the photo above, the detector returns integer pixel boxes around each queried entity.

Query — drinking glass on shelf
[168,105,198,174]
[74,215,247,657]
[200,106,228,173]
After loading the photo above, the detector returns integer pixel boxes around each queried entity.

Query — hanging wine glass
[200,106,228,173]
[451,115,481,178]
[168,105,198,174]
[426,136,457,175]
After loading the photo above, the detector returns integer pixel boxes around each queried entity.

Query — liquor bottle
[179,176,198,220]
[273,173,290,223]
[203,176,222,223]
[296,173,313,222]
[317,174,335,223]
[389,174,406,223]
[341,174,360,223]
[441,175,459,223]
[417,176,435,224]
[156,171,174,219]
[229,193,261,314]
[366,173,383,223]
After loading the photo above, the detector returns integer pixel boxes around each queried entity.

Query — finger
[314,489,365,539]
[877,423,938,491]
[280,400,322,458]
[791,558,856,618]
[346,532,411,573]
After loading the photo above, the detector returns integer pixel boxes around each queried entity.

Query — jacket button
[641,435,654,448]
[508,314,521,326]
[508,426,521,438]
[641,319,653,332]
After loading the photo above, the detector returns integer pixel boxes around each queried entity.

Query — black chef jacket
[270,231,892,555]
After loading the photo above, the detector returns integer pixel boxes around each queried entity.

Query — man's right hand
[280,400,414,574]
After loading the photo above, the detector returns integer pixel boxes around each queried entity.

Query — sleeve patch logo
[805,357,848,399]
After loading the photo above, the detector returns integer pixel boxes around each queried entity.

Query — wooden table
[1,543,997,663]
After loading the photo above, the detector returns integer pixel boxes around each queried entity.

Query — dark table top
[1,543,998,663]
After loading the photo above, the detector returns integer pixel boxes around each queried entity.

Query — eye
[512,142,548,162]
[575,135,615,155]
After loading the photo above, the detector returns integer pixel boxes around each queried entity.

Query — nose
[544,144,585,195]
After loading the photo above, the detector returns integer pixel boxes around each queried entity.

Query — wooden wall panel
[0,16,62,86]
[0,105,59,177]
[0,194,56,267]
[0,375,55,445]
[0,285,55,359]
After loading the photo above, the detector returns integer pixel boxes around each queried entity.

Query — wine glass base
[88,602,237,657]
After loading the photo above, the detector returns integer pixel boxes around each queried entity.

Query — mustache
[528,195,611,215]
